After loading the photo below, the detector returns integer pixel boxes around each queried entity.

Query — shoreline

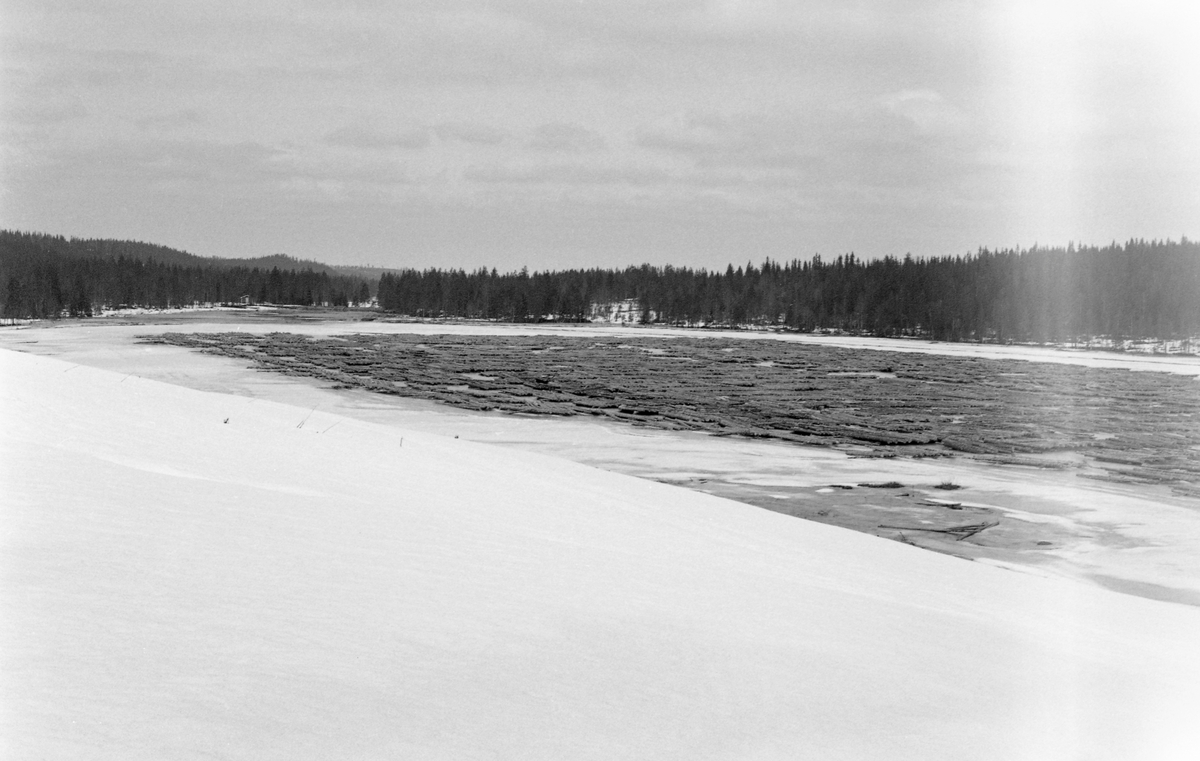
[8,309,1200,373]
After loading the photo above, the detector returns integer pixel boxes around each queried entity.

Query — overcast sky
[2,1,1197,270]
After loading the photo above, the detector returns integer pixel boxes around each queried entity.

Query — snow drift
[2,347,1199,760]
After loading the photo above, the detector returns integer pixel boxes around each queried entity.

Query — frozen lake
[5,313,1200,606]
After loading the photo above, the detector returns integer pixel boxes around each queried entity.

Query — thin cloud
[323,126,431,150]
[136,109,207,130]
[880,90,969,136]
[3,94,89,126]
[434,122,510,145]
[636,114,733,154]
[527,123,606,152]
[464,163,674,186]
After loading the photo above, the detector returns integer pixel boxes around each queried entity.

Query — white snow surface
[3,347,1200,759]
[9,321,1200,605]
[58,316,1200,374]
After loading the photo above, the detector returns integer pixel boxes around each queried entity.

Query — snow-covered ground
[6,319,1200,607]
[28,314,1200,374]
[4,320,1200,758]
[4,346,1200,759]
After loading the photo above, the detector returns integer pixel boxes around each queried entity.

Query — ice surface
[5,320,1200,605]
[3,345,1200,759]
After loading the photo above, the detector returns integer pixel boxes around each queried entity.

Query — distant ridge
[0,230,342,275]
[0,230,371,318]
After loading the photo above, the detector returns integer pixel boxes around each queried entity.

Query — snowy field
[6,318,1200,604]
[4,318,1200,758]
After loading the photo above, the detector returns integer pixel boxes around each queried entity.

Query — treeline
[7,228,1197,342]
[14,231,344,274]
[379,239,1200,342]
[1,231,370,319]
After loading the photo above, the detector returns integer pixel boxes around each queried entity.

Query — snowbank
[2,348,1199,760]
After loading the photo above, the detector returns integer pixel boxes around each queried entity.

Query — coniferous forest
[0,231,371,318]
[378,239,1200,343]
[3,229,1198,344]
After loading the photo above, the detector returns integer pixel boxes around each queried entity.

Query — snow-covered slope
[3,348,1199,760]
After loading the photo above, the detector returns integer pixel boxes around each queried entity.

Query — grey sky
[2,0,1197,270]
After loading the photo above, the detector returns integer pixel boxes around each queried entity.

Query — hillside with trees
[0,231,370,318]
[5,229,1198,345]
[5,232,344,274]
[378,239,1200,343]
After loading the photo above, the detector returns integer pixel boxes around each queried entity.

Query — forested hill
[1,230,370,318]
[5,228,1198,344]
[378,239,1200,343]
[2,231,341,274]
